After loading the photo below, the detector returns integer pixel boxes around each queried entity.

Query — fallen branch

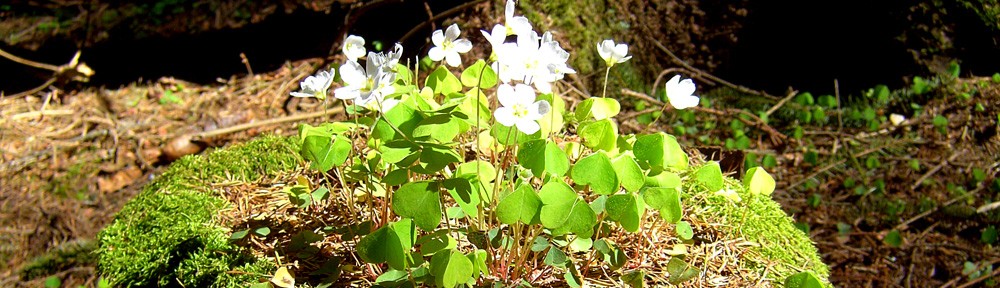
[1,49,94,98]
[620,88,789,145]
[644,35,780,101]
[193,105,346,141]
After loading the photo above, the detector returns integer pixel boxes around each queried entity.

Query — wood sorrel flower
[343,35,366,62]
[290,68,335,100]
[503,0,533,36]
[597,39,632,67]
[494,83,550,135]
[665,75,699,110]
[429,24,473,67]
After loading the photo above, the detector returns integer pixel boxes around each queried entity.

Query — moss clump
[19,239,97,281]
[96,135,300,287]
[685,173,830,285]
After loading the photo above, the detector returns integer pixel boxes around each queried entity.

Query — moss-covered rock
[96,135,300,287]
[97,134,829,287]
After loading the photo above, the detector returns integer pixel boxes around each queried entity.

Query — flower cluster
[482,0,575,94]
[336,41,403,112]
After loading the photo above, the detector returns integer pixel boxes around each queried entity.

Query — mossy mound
[97,134,828,287]
[96,135,300,287]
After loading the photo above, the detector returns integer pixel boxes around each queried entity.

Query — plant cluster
[258,1,822,287]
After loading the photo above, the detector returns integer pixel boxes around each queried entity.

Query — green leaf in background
[443,176,482,219]
[373,100,422,140]
[539,180,596,238]
[571,152,619,195]
[496,184,541,225]
[414,143,462,174]
[544,245,568,268]
[784,271,825,288]
[253,226,271,237]
[357,219,415,270]
[666,257,700,285]
[633,132,688,170]
[491,122,539,146]
[641,186,682,223]
[612,154,644,193]
[694,161,724,192]
[564,261,583,288]
[417,230,457,256]
[621,270,646,288]
[230,229,249,241]
[605,193,645,232]
[392,181,442,231]
[537,93,565,137]
[518,139,570,178]
[298,123,355,143]
[413,114,464,142]
[744,167,776,196]
[675,221,694,240]
[578,119,619,151]
[300,134,351,172]
[430,250,474,288]
[455,160,497,183]
[425,65,462,96]
[575,97,621,121]
[884,230,903,247]
[644,171,681,188]
[460,59,498,88]
[468,249,488,279]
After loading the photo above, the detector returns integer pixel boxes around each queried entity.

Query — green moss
[684,175,831,285]
[96,135,300,287]
[19,239,97,281]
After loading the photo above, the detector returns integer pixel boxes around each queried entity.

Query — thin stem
[602,66,611,98]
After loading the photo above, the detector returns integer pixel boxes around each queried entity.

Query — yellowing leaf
[270,267,295,288]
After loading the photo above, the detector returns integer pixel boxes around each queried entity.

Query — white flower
[889,113,906,126]
[290,68,335,100]
[343,35,366,61]
[503,0,533,36]
[714,189,742,203]
[429,24,473,67]
[370,43,403,72]
[491,32,574,94]
[481,24,507,50]
[334,58,395,106]
[597,39,631,67]
[665,75,699,110]
[494,84,550,134]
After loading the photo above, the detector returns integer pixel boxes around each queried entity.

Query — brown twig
[910,151,961,191]
[398,0,487,45]
[895,181,986,231]
[644,35,780,101]
[193,105,345,141]
[620,88,789,145]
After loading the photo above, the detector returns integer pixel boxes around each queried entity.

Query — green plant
[276,3,825,286]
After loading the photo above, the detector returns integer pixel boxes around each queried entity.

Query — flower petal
[339,61,366,86]
[677,79,696,98]
[526,100,550,121]
[445,51,462,67]
[515,118,540,134]
[334,87,360,100]
[494,106,517,127]
[508,17,533,36]
[428,47,445,62]
[431,29,445,46]
[497,84,517,107]
[512,84,536,104]
[614,43,629,59]
[505,0,515,20]
[670,95,699,110]
[453,39,473,53]
[445,24,461,40]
